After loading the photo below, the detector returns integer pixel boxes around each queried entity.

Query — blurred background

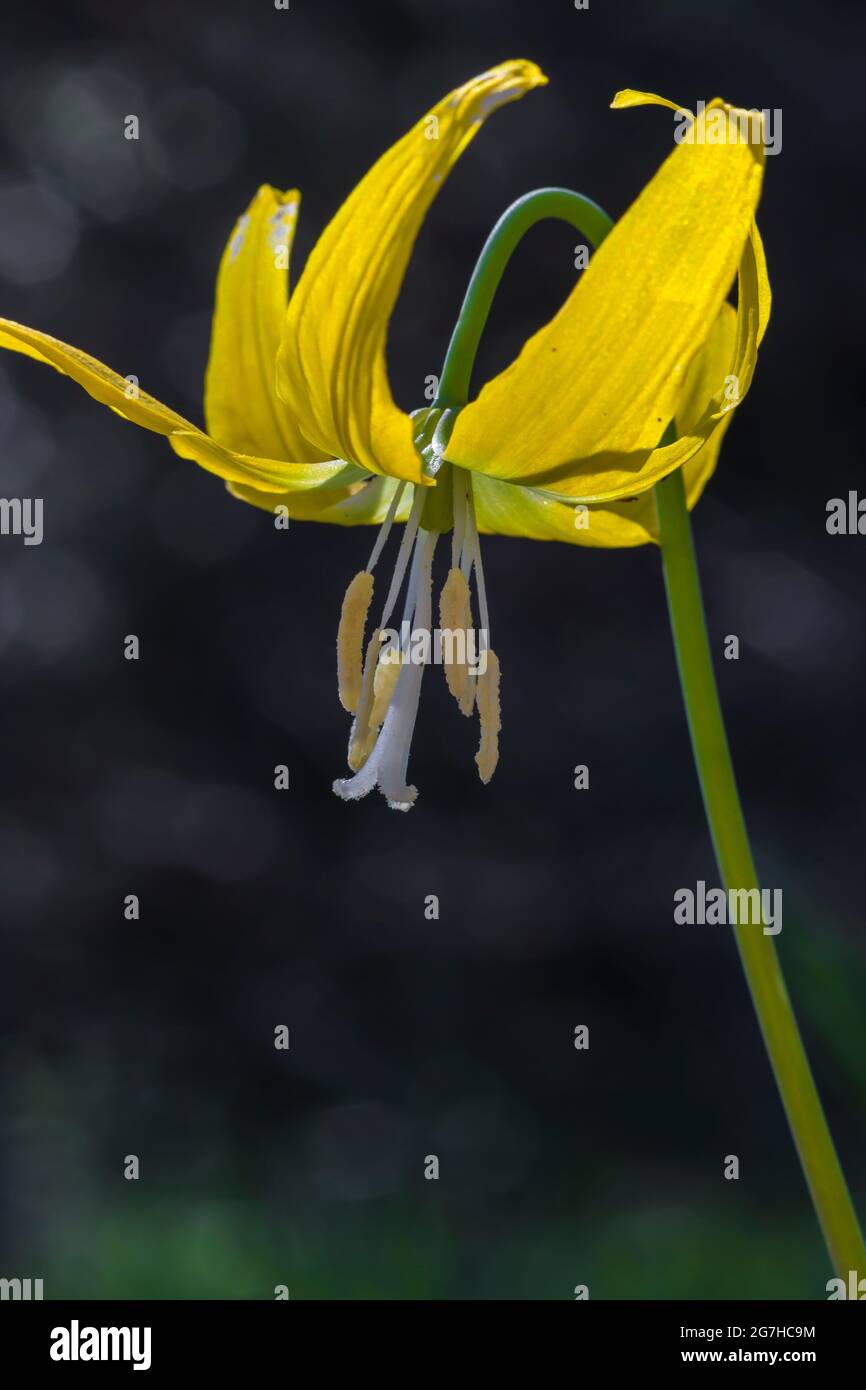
[1,0,864,1300]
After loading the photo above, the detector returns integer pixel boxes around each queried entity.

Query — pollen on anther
[348,652,402,771]
[475,649,501,785]
[370,651,402,728]
[439,567,475,716]
[337,570,374,713]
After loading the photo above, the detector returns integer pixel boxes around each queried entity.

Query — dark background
[1,0,864,1299]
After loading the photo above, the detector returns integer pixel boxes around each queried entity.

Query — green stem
[655,465,866,1277]
[434,187,863,1274]
[437,188,614,409]
[422,189,613,534]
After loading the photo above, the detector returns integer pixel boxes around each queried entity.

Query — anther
[439,567,475,716]
[337,571,374,713]
[348,647,402,771]
[475,649,501,784]
[371,648,403,727]
[347,628,382,763]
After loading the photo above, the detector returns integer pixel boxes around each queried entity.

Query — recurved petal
[676,300,738,435]
[471,471,658,547]
[205,186,328,463]
[0,316,198,433]
[471,301,738,547]
[226,474,414,525]
[276,60,547,486]
[615,217,769,495]
[446,95,764,496]
[171,432,366,493]
[731,217,771,401]
[610,89,692,115]
[0,315,360,494]
[471,419,733,547]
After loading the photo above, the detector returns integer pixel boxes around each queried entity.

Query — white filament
[365,480,406,574]
[334,528,437,810]
[466,479,490,649]
[378,486,425,631]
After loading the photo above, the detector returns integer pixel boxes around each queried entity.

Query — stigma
[333,467,501,810]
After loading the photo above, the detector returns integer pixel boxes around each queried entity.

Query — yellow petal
[0,314,356,494]
[205,186,328,463]
[276,60,547,486]
[169,431,362,493]
[610,89,691,115]
[446,96,764,498]
[676,301,739,434]
[226,473,413,524]
[625,218,769,492]
[0,316,198,434]
[471,302,738,547]
[731,217,771,402]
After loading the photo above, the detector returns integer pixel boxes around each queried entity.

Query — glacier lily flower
[6,62,863,1301]
[0,63,769,811]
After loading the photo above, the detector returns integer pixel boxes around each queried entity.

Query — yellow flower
[0,64,771,810]
[0,187,363,513]
[273,75,769,807]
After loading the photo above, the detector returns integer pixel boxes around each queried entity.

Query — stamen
[347,649,402,771]
[365,480,406,573]
[337,481,410,718]
[475,649,501,784]
[465,477,491,646]
[439,566,475,717]
[378,487,425,630]
[337,570,374,713]
[347,631,382,768]
[371,651,403,728]
[458,473,500,782]
[451,465,468,570]
[334,528,437,810]
[347,486,424,753]
[346,555,420,768]
[376,528,437,808]
[334,466,499,804]
[400,540,423,626]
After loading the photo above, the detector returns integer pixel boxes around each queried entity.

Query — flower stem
[654,465,866,1277]
[441,186,863,1275]
[436,188,614,409]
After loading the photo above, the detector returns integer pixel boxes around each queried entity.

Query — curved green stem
[433,187,863,1275]
[436,187,614,409]
[655,465,866,1277]
[422,188,613,534]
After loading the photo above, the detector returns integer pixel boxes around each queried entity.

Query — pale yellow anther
[370,651,402,728]
[347,628,381,766]
[439,566,475,717]
[348,722,377,772]
[475,649,501,785]
[348,648,402,771]
[337,570,374,713]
